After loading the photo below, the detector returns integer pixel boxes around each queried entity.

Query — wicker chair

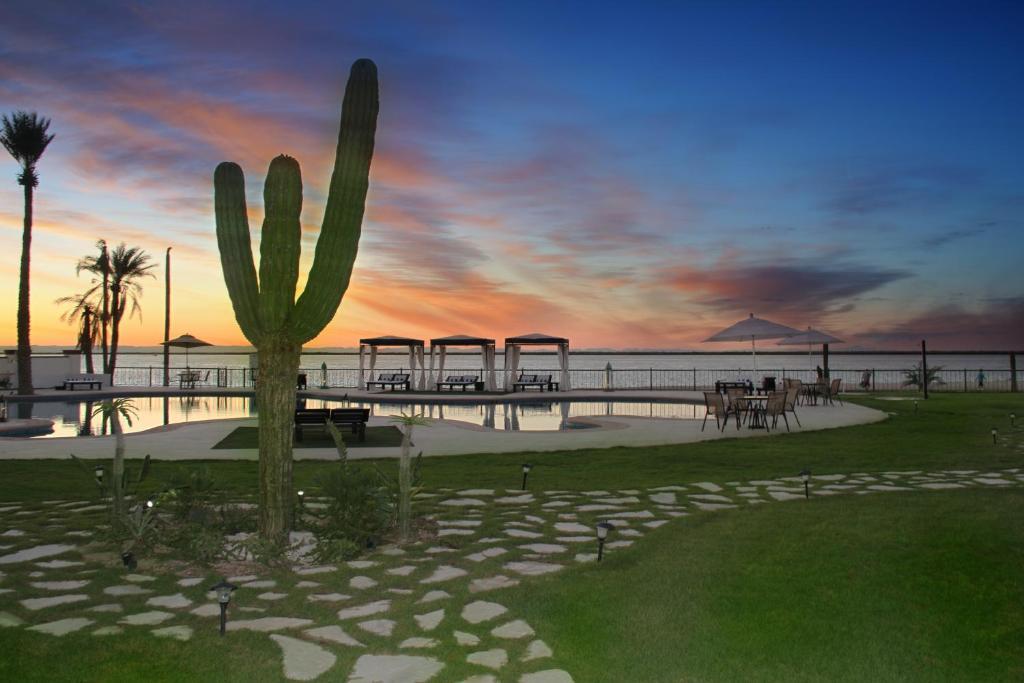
[765,390,790,432]
[725,387,749,426]
[783,384,801,427]
[702,391,739,431]
[824,378,843,406]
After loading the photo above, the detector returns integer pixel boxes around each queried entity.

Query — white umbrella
[161,333,213,371]
[703,314,800,381]
[776,327,844,370]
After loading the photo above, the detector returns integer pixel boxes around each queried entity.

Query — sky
[0,0,1022,351]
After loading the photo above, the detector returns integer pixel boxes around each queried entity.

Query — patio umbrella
[776,327,844,370]
[703,314,800,381]
[161,333,213,371]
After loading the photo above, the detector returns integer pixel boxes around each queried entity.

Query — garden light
[521,463,533,491]
[1012,413,1016,427]
[297,489,305,512]
[800,469,811,499]
[94,465,104,484]
[145,499,154,508]
[992,427,998,444]
[596,521,614,561]
[914,400,919,413]
[121,551,137,571]
[209,578,238,636]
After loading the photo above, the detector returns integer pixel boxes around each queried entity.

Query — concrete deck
[0,389,886,461]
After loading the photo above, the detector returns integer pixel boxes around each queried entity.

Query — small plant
[311,463,392,561]
[325,419,349,462]
[902,363,946,390]
[392,412,429,544]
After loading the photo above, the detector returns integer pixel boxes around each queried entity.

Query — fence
[111,366,1022,393]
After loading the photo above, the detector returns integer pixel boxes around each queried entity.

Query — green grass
[211,425,403,449]
[0,393,1019,502]
[506,488,1024,682]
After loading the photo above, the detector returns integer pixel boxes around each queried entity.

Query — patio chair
[765,391,790,432]
[783,384,801,427]
[824,378,843,406]
[702,391,739,431]
[725,387,749,426]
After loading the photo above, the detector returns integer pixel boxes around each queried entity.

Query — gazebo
[358,336,426,390]
[428,334,498,391]
[503,333,571,391]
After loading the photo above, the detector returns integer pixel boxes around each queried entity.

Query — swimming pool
[5,396,708,438]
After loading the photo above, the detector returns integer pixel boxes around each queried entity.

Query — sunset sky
[1,1,1021,350]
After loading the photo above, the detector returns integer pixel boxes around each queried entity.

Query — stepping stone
[440,499,487,507]
[347,654,444,683]
[689,494,732,502]
[339,600,390,620]
[610,510,654,519]
[455,630,480,646]
[470,575,520,593]
[421,565,468,584]
[104,584,152,596]
[519,544,566,555]
[459,676,497,683]
[120,611,174,626]
[492,619,534,639]
[92,626,122,636]
[644,520,668,529]
[466,547,508,562]
[414,608,445,631]
[542,501,571,508]
[350,576,377,590]
[259,592,289,601]
[426,546,455,554]
[303,625,364,647]
[0,611,24,627]
[400,637,438,649]
[295,580,322,588]
[309,593,350,603]
[0,544,76,565]
[125,574,157,583]
[227,617,314,632]
[768,492,804,501]
[191,604,220,617]
[467,648,508,670]
[649,493,676,504]
[920,483,964,490]
[496,494,534,504]
[814,474,847,481]
[153,625,192,641]
[21,594,89,610]
[228,574,258,583]
[598,496,640,504]
[505,529,543,539]
[866,485,912,492]
[458,489,495,496]
[418,590,450,604]
[462,600,507,624]
[89,603,123,613]
[146,593,192,609]
[347,560,379,569]
[439,528,475,537]
[177,577,204,587]
[557,536,593,543]
[605,540,634,549]
[440,520,483,527]
[28,617,93,636]
[520,670,573,682]
[1,529,25,537]
[523,639,553,661]
[242,579,276,589]
[357,619,396,636]
[574,553,598,563]
[692,482,723,492]
[389,588,414,595]
[505,561,563,576]
[576,505,622,512]
[30,580,89,591]
[976,478,1013,485]
[554,522,590,533]
[36,560,84,569]
[692,502,736,511]
[271,633,337,681]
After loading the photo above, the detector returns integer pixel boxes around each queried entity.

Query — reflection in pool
[6,396,706,438]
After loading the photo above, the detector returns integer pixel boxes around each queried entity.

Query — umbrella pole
[752,337,758,384]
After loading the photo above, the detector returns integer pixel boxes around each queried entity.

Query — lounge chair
[294,408,370,442]
[437,375,482,392]
[512,374,559,392]
[702,391,739,431]
[366,373,411,391]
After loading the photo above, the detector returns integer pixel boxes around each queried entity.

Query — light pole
[596,521,613,561]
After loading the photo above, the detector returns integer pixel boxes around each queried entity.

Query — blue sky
[0,0,1021,349]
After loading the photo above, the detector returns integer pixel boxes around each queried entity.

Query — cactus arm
[291,58,378,343]
[214,162,262,343]
[258,155,303,331]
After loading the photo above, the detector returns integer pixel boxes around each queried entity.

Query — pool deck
[0,388,887,461]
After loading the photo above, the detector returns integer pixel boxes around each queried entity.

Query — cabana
[503,333,571,391]
[428,334,498,391]
[358,336,426,390]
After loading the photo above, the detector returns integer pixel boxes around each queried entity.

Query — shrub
[311,464,393,562]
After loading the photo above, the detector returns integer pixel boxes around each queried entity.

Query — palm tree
[90,398,138,520]
[902,362,945,391]
[55,293,101,373]
[1,111,55,394]
[77,242,155,376]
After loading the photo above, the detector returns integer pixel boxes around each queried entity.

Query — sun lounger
[437,375,483,391]
[62,376,103,391]
[512,374,559,392]
[366,373,411,391]
[293,408,370,442]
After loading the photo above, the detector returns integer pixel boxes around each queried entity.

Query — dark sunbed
[294,408,370,442]
[366,373,411,391]
[437,375,482,391]
[512,373,559,392]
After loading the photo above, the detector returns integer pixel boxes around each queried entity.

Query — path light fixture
[93,465,104,486]
[992,427,998,444]
[121,551,137,571]
[596,521,614,561]
[297,489,305,513]
[521,463,533,491]
[1011,413,1016,428]
[914,400,919,414]
[146,499,154,509]
[210,578,237,636]
[799,469,811,499]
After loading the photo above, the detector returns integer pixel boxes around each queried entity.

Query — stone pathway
[0,467,1021,681]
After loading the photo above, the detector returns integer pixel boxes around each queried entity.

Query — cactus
[214,59,379,542]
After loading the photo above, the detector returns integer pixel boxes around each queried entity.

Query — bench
[366,373,410,391]
[714,380,754,394]
[63,377,103,391]
[294,408,370,442]
[437,375,483,392]
[179,370,209,390]
[512,373,559,392]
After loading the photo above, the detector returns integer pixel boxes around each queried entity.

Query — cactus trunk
[256,341,301,540]
[215,59,378,543]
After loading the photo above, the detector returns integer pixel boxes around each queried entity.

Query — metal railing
[111,365,1022,393]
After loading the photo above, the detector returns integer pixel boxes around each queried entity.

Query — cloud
[920,226,987,249]
[853,298,1024,349]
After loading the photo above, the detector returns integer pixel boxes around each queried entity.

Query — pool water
[6,396,707,438]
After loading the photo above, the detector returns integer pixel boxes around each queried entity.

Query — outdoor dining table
[178,370,201,390]
[742,395,769,429]
[802,382,828,405]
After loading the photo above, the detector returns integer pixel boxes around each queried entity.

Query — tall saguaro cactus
[214,59,379,542]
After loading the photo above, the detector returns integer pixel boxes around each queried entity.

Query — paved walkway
[0,391,885,461]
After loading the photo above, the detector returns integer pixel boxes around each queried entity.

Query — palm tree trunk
[162,247,171,386]
[111,409,125,521]
[16,182,33,395]
[81,308,95,374]
[108,290,122,377]
[100,245,109,374]
[256,340,301,543]
[398,425,413,543]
